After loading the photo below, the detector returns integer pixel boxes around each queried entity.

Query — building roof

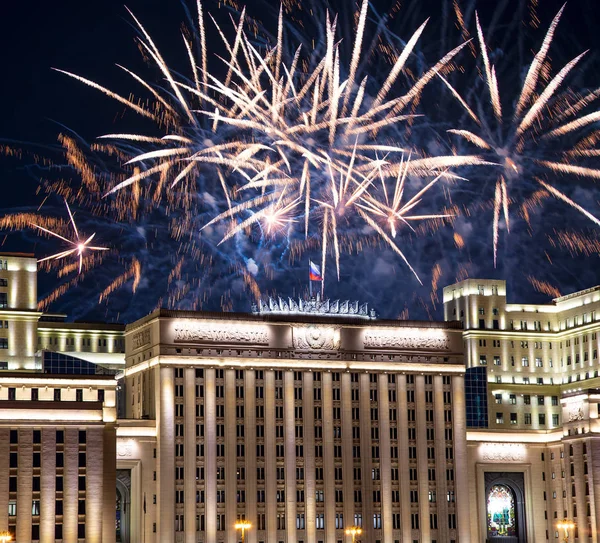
[0,252,35,258]
[125,307,464,333]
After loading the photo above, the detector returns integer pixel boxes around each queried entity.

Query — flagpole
[309,261,313,298]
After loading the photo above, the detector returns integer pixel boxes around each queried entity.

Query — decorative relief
[117,440,133,457]
[363,328,450,350]
[293,325,341,350]
[568,403,585,422]
[132,328,151,350]
[174,321,269,345]
[254,294,376,319]
[480,443,526,462]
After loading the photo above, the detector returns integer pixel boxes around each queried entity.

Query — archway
[116,470,132,543]
[484,472,527,543]
[487,485,516,537]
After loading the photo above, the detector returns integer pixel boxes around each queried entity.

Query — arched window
[487,484,516,537]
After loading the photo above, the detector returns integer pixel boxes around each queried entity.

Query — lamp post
[234,521,252,543]
[345,526,362,543]
[556,518,575,543]
[0,532,12,543]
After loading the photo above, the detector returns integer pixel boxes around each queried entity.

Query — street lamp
[556,518,575,542]
[345,526,362,543]
[0,532,12,543]
[234,521,252,543]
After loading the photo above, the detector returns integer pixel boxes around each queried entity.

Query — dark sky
[1,0,599,321]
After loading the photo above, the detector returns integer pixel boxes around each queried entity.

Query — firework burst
[56,0,483,287]
[32,199,108,274]
[443,5,600,265]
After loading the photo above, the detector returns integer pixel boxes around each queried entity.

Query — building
[444,278,600,542]
[3,248,600,542]
[0,253,124,543]
[117,301,468,543]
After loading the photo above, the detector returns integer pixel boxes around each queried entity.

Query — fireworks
[56,0,483,287]
[32,199,108,274]
[443,5,600,265]
[2,0,600,319]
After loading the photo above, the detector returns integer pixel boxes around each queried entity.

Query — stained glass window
[487,484,516,537]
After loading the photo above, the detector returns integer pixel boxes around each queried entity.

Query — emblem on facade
[174,321,269,345]
[293,325,341,350]
[117,439,133,457]
[363,329,450,350]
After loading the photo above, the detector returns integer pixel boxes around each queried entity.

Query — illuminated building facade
[444,279,600,542]
[4,247,600,543]
[0,252,123,543]
[119,306,469,543]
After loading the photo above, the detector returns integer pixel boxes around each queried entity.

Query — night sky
[1,0,600,322]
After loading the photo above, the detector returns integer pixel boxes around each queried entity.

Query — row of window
[495,394,558,406]
[175,368,448,386]
[9,429,87,444]
[5,388,105,402]
[495,412,559,426]
[39,337,121,348]
[171,512,458,533]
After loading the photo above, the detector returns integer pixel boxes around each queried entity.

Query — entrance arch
[484,473,527,543]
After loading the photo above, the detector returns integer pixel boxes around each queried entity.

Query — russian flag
[309,260,323,281]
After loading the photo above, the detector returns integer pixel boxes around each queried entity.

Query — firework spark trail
[527,276,562,299]
[443,6,600,264]
[5,0,599,322]
[31,199,109,274]
[52,0,473,285]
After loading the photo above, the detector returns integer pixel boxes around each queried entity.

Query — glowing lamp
[556,519,575,542]
[345,526,362,543]
[234,521,251,543]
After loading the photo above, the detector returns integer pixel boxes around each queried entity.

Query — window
[496,413,504,424]
[539,414,546,425]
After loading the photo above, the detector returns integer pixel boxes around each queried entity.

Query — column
[16,429,33,543]
[452,375,470,542]
[225,370,237,543]
[322,372,336,543]
[265,371,277,543]
[63,427,78,543]
[244,371,258,543]
[396,375,412,542]
[184,369,197,543]
[572,441,588,543]
[40,428,56,543]
[205,369,217,543]
[341,373,354,533]
[283,371,297,543]
[303,372,316,543]
[589,437,600,541]
[433,376,449,542]
[378,375,393,543]
[86,427,104,543]
[102,425,117,543]
[359,374,374,543]
[415,376,430,542]
[0,428,9,531]
[157,366,175,543]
